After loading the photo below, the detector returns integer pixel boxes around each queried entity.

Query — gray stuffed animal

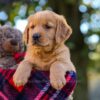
[0,25,24,68]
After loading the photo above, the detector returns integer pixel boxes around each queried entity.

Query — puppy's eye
[44,24,52,29]
[30,25,35,29]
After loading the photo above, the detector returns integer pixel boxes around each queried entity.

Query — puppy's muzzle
[32,33,41,41]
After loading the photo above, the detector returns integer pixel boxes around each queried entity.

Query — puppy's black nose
[32,33,41,40]
[10,39,18,46]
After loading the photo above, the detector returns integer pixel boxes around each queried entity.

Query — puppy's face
[24,11,72,51]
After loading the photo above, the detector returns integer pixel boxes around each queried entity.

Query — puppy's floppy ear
[56,15,72,44]
[23,24,29,45]
[23,15,33,45]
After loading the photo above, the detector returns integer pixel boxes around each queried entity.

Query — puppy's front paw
[50,73,66,90]
[13,61,32,86]
[13,71,28,86]
[50,62,67,90]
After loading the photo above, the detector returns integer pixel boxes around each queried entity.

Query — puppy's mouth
[32,40,49,47]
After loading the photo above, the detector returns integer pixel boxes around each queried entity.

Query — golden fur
[13,10,76,90]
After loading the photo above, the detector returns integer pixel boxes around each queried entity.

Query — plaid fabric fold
[0,68,76,100]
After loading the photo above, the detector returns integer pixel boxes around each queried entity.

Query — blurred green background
[0,0,100,100]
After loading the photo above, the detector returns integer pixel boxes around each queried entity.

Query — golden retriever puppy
[13,10,76,90]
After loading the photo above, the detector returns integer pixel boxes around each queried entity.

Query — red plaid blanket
[0,53,77,100]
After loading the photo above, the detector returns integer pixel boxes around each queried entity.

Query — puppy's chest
[27,54,56,70]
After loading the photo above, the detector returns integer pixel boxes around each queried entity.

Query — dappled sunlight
[14,19,28,32]
[90,13,100,32]
[18,5,27,17]
[79,5,87,13]
[80,22,89,34]
[85,34,99,44]
[83,0,100,9]
[0,11,8,21]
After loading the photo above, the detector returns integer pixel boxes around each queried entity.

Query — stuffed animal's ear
[56,15,72,44]
[23,24,29,45]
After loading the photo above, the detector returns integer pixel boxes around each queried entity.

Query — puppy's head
[23,10,72,51]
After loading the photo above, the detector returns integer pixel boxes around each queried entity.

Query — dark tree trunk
[48,0,89,100]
